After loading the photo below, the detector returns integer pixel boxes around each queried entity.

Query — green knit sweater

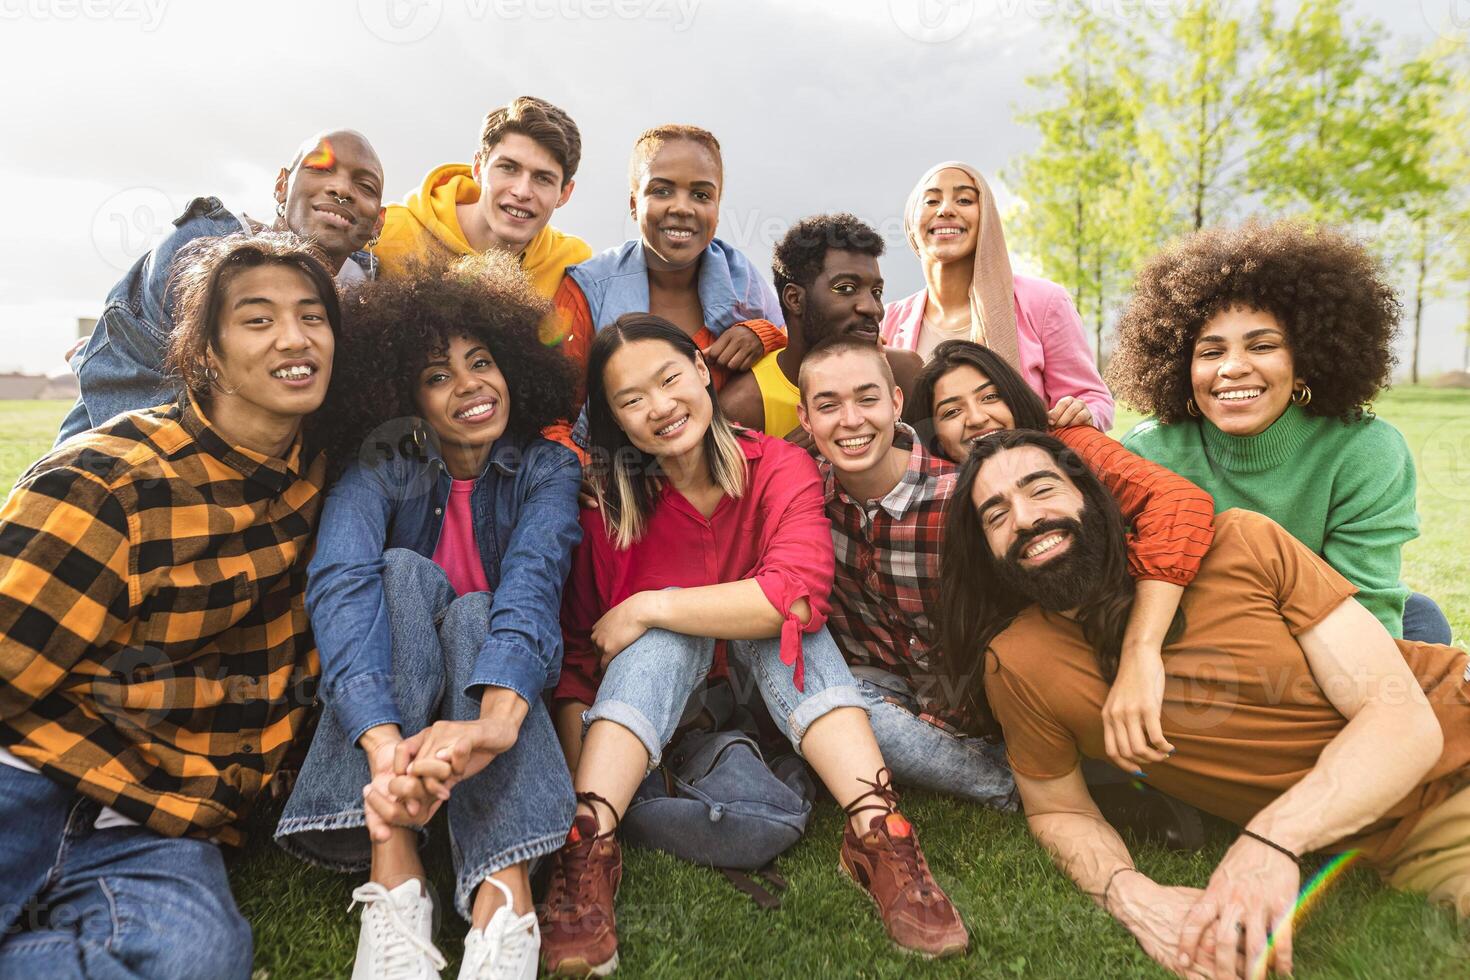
[1123,404,1418,637]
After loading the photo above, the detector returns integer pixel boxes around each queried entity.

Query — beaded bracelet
[1240,828,1302,865]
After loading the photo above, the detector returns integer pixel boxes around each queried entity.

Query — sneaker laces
[549,791,619,906]
[461,878,538,979]
[843,768,934,901]
[350,881,448,978]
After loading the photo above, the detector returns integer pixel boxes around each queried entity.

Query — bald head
[287,129,382,178]
[276,128,385,268]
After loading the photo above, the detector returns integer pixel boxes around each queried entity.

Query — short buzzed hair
[798,335,895,401]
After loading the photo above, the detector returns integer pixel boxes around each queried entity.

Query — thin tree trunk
[1412,215,1428,385]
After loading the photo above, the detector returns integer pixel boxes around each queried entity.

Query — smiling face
[278,133,384,267]
[472,132,574,254]
[799,249,886,346]
[912,167,981,265]
[970,444,1105,611]
[799,348,901,477]
[210,263,334,423]
[632,139,721,273]
[930,363,1016,462]
[603,337,714,464]
[413,333,511,471]
[1190,306,1301,437]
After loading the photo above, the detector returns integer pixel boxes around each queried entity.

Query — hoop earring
[1292,385,1312,406]
[1186,398,1200,417]
[204,364,219,383]
[276,202,286,217]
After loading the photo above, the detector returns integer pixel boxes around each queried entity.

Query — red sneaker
[839,769,969,957]
[540,794,623,976]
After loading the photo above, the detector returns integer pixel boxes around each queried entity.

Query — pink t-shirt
[431,479,491,596]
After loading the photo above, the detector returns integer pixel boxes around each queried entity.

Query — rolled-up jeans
[275,549,575,921]
[583,624,868,771]
[851,666,1018,811]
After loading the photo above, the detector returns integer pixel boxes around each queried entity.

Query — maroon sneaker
[540,793,623,976]
[839,769,969,958]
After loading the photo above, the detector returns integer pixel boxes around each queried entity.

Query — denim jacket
[56,196,378,446]
[306,431,582,745]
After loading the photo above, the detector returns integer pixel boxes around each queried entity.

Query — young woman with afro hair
[274,253,582,978]
[1108,219,1452,647]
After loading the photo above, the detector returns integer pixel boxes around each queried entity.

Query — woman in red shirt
[538,314,969,974]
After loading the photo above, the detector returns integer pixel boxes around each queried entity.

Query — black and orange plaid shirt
[0,397,325,842]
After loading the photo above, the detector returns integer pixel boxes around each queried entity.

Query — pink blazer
[882,274,1114,431]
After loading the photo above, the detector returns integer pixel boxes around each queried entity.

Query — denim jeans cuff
[452,827,570,922]
[581,698,665,772]
[786,683,868,750]
[274,808,428,873]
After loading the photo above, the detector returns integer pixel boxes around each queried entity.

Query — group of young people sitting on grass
[2,94,1464,980]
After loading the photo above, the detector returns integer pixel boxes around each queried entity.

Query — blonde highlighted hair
[583,313,748,548]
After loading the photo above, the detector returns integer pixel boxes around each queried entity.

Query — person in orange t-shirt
[939,429,1470,979]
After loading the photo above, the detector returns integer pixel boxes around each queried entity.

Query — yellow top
[371,163,590,298]
[750,349,802,439]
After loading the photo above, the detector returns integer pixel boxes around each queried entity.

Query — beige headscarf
[903,161,1020,368]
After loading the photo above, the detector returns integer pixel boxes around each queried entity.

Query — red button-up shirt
[556,430,835,705]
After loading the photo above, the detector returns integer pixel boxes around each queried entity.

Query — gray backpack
[622,727,816,906]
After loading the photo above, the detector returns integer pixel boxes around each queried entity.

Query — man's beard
[807,306,880,345]
[993,503,1108,611]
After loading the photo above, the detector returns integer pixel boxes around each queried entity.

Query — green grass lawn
[2,392,1468,978]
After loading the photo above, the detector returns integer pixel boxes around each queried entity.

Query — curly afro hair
[315,252,575,478]
[1106,220,1399,424]
[771,213,886,320]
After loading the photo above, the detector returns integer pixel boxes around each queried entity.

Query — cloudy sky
[2,0,1464,381]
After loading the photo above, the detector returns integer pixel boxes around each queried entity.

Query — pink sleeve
[554,513,605,706]
[1036,286,1114,431]
[749,448,836,691]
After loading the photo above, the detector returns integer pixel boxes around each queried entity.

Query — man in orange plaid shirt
[0,234,337,979]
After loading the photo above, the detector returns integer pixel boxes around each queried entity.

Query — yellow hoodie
[371,163,591,298]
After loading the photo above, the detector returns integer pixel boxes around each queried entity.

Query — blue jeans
[1404,591,1453,646]
[853,666,1018,811]
[0,765,251,980]
[584,625,868,769]
[275,550,575,921]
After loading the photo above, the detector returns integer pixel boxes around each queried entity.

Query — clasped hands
[1117,835,1302,980]
[359,692,529,843]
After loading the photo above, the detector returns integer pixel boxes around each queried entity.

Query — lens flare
[1251,850,1363,979]
[303,139,336,171]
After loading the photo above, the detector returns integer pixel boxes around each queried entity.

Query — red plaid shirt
[823,424,952,679]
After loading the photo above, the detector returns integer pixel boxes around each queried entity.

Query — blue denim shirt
[56,196,378,447]
[306,431,581,745]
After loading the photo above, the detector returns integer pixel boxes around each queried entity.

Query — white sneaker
[457,878,540,980]
[350,878,448,980]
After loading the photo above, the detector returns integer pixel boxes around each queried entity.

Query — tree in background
[1008,0,1468,380]
[1247,0,1442,226]
[1005,8,1153,366]
[1136,0,1260,234]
